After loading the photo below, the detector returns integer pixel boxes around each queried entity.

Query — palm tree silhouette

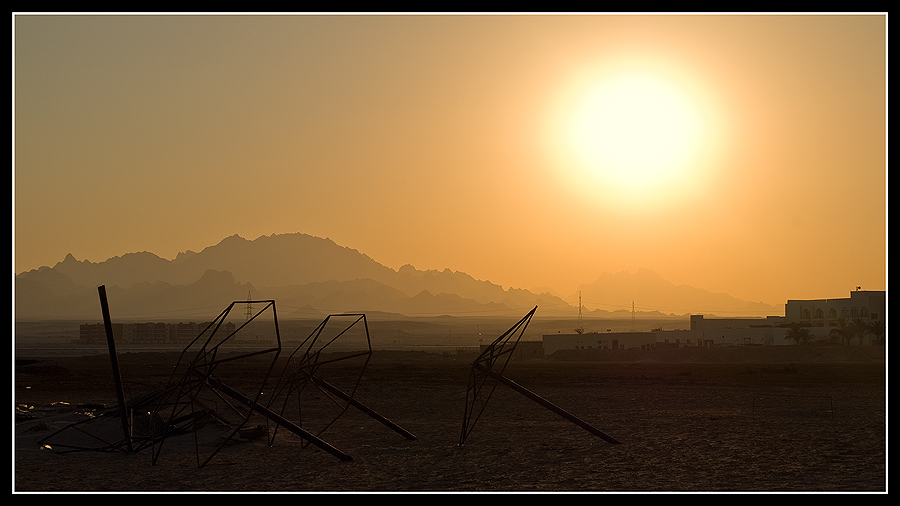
[851,318,871,345]
[866,319,885,346]
[829,316,854,345]
[784,322,813,345]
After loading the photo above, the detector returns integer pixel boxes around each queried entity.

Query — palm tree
[784,322,813,345]
[829,316,854,345]
[851,318,870,345]
[866,319,886,346]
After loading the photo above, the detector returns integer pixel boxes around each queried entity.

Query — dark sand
[14,346,886,492]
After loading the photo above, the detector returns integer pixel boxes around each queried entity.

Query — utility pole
[631,300,635,332]
[575,291,584,334]
[98,285,133,453]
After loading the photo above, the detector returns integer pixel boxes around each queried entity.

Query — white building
[540,289,885,352]
[783,289,885,345]
[687,314,788,346]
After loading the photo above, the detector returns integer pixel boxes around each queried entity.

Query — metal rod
[200,373,354,461]
[473,362,621,444]
[309,375,417,440]
[98,285,133,453]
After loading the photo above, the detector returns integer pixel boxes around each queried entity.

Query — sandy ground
[14,346,886,493]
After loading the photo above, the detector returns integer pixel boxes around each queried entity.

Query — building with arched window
[540,289,885,352]
[784,290,885,344]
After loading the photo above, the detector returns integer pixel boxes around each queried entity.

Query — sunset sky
[14,14,886,309]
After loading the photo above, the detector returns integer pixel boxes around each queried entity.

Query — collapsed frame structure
[459,306,621,446]
[35,291,619,469]
[37,286,415,467]
[264,313,417,449]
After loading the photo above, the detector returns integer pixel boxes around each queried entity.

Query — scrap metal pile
[36,287,416,467]
[35,289,618,470]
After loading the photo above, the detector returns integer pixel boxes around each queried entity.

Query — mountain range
[574,268,781,318]
[14,232,780,321]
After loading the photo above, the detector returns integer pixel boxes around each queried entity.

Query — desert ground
[14,345,886,493]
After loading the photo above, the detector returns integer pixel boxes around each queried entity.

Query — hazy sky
[14,13,886,308]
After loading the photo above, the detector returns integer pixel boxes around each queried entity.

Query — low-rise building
[541,289,885,352]
[688,314,786,346]
[784,289,885,345]
[542,331,657,354]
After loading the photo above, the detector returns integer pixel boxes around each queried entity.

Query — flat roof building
[542,331,657,355]
[785,290,884,326]
[541,289,885,352]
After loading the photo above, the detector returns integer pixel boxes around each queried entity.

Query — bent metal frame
[37,286,415,468]
[459,306,621,446]
[264,313,417,449]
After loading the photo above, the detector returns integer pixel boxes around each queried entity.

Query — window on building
[803,309,811,320]
[816,308,824,319]
[829,308,837,319]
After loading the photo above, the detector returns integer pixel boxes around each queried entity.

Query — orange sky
[14,14,886,309]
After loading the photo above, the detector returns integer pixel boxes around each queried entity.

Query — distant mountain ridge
[575,268,780,317]
[14,233,780,321]
[46,234,395,289]
[15,233,569,320]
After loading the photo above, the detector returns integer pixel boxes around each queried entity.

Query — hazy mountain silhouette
[106,269,258,318]
[52,251,177,289]
[15,233,778,321]
[169,234,399,288]
[50,234,395,288]
[15,233,567,320]
[15,268,258,320]
[15,265,97,319]
[575,268,780,317]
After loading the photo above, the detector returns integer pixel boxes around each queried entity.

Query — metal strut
[200,373,353,461]
[98,285,133,453]
[459,306,620,446]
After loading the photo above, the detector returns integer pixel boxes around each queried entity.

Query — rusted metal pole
[98,285,133,452]
[201,373,354,461]
[473,362,621,444]
[309,374,417,440]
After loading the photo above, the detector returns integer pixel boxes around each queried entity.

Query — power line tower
[245,291,252,322]
[631,300,635,331]
[575,291,584,334]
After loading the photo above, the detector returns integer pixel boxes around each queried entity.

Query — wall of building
[785,290,884,323]
[542,331,657,354]
[541,290,885,353]
[783,290,885,345]
[654,329,702,348]
[689,314,785,346]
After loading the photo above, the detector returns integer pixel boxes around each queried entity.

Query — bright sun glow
[543,60,722,213]
[567,74,702,191]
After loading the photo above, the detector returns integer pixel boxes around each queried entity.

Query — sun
[542,62,719,211]
[568,74,702,189]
